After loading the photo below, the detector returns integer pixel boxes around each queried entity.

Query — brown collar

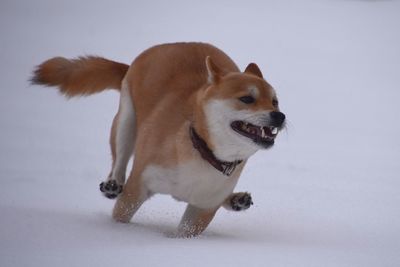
[190,126,242,176]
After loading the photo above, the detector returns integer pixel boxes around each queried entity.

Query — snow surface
[1,0,400,266]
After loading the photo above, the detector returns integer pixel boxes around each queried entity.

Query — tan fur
[177,205,218,238]
[125,43,241,165]
[33,42,281,237]
[113,167,147,223]
[31,56,129,97]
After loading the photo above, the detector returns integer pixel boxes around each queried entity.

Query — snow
[1,0,400,266]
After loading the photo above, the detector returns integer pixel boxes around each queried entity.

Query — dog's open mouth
[231,121,278,148]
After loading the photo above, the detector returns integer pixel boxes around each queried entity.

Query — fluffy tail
[31,56,129,97]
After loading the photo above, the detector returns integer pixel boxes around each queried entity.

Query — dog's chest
[142,160,239,209]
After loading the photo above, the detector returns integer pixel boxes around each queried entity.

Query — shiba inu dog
[32,42,286,237]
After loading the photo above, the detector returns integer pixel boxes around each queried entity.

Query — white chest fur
[142,160,240,209]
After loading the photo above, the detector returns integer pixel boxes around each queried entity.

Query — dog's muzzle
[230,111,285,148]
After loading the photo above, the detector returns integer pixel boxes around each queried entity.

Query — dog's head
[198,57,286,162]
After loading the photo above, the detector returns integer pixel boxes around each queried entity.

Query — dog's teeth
[261,127,265,138]
[271,127,278,134]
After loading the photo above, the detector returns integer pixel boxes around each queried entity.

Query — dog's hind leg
[100,79,136,199]
[222,192,253,211]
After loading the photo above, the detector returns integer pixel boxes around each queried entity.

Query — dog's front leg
[112,172,149,223]
[222,192,253,211]
[176,204,218,238]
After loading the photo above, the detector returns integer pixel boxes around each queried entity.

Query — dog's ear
[206,56,223,84]
[244,63,263,78]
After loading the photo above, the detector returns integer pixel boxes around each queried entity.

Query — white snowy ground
[1,0,399,266]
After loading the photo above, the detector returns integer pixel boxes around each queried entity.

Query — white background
[1,0,399,266]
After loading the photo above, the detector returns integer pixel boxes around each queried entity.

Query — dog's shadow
[2,206,237,242]
[108,215,239,240]
[3,205,348,249]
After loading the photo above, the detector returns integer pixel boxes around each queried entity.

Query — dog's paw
[99,180,123,199]
[230,192,253,211]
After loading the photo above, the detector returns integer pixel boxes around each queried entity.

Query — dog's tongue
[263,126,273,136]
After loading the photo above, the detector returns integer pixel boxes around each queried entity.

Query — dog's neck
[189,126,242,176]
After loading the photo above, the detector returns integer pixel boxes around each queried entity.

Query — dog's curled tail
[31,56,129,97]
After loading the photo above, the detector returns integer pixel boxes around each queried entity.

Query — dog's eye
[272,99,279,107]
[239,96,255,104]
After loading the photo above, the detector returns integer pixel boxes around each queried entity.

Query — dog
[32,42,285,237]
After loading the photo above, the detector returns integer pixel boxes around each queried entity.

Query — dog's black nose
[270,111,286,127]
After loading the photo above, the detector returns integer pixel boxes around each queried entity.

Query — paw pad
[99,180,123,199]
[231,193,253,211]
